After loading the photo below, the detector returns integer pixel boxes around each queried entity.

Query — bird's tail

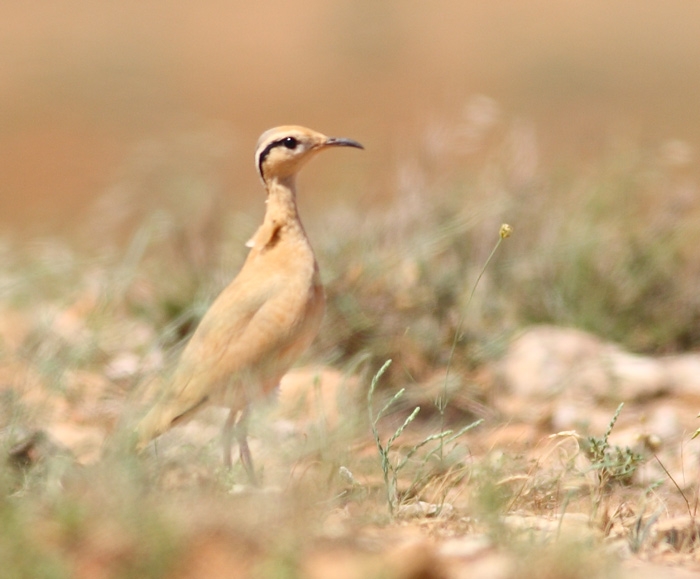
[134,391,211,452]
[134,407,163,452]
[131,374,175,452]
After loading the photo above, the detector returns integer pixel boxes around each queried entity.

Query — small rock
[276,367,360,430]
[397,501,454,519]
[4,428,71,468]
[662,354,700,395]
[652,515,700,550]
[438,535,493,559]
[502,513,597,541]
[105,352,142,381]
[46,422,105,464]
[646,405,682,442]
[499,325,606,398]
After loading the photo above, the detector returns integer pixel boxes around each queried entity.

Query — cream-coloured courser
[135,126,363,483]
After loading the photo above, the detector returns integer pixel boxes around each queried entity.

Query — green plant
[581,403,645,517]
[367,359,481,516]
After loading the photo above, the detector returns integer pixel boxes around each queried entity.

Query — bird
[135,126,363,484]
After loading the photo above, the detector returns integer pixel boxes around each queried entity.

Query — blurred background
[3,0,700,237]
[5,5,700,575]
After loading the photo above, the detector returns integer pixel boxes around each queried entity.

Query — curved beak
[324,137,364,150]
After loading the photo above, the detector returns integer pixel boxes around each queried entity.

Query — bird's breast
[239,232,324,347]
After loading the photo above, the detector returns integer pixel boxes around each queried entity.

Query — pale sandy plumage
[135,126,363,483]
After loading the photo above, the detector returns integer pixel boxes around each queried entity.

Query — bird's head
[255,126,363,185]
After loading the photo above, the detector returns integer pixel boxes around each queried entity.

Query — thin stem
[440,235,505,459]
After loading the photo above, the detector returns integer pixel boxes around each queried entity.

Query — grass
[367,358,483,516]
[1,108,700,576]
[580,403,647,521]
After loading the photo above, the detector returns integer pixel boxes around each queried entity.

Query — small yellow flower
[499,223,512,239]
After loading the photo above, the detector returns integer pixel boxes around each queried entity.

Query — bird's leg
[222,407,257,485]
[236,405,258,486]
[222,409,237,469]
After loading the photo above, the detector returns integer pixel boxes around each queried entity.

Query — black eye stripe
[257,136,299,177]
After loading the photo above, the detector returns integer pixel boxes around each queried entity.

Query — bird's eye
[283,137,298,149]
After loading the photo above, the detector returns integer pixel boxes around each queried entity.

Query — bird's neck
[263,176,301,227]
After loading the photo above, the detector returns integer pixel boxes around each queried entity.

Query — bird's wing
[135,271,281,444]
[145,267,309,427]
